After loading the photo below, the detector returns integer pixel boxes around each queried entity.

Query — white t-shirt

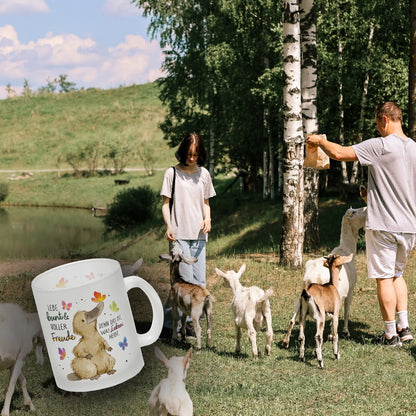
[352,134,416,233]
[161,166,216,240]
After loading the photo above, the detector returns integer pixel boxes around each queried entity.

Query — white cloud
[103,0,141,17]
[0,25,164,97]
[0,0,50,15]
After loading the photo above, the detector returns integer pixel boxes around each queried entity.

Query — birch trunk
[280,0,304,268]
[300,0,319,248]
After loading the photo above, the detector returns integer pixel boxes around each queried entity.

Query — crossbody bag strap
[169,166,176,214]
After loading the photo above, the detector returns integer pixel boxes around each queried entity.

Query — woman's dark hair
[175,133,207,166]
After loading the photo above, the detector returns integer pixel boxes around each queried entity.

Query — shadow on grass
[275,319,372,351]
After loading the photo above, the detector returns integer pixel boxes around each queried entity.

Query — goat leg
[342,292,353,338]
[192,316,202,352]
[282,298,299,349]
[171,302,179,343]
[315,320,325,369]
[235,324,241,355]
[264,310,273,356]
[332,315,341,360]
[247,324,258,359]
[298,302,307,362]
[205,307,212,349]
[19,373,34,411]
[2,358,25,416]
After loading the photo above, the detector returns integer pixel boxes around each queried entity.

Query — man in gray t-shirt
[307,102,416,347]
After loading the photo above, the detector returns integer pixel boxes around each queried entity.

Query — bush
[0,182,9,202]
[104,185,158,232]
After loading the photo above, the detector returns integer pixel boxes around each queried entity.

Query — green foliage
[0,181,9,202]
[104,185,159,233]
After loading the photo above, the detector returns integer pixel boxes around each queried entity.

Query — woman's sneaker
[397,327,413,343]
[371,333,402,347]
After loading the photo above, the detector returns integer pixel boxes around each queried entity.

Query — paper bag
[304,134,330,170]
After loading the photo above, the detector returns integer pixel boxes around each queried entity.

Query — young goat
[297,253,353,369]
[0,303,44,416]
[148,347,193,416]
[215,264,274,359]
[282,205,366,349]
[160,241,215,352]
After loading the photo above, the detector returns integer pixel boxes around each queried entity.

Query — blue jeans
[163,239,206,330]
[175,239,206,287]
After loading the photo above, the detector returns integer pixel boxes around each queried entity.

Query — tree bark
[280,0,304,268]
[300,0,319,248]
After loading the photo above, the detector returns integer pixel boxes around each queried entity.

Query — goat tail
[259,288,274,303]
[205,294,216,304]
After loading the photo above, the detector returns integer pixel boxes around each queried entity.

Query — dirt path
[0,259,69,277]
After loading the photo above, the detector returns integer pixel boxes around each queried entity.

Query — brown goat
[298,253,353,369]
[160,241,215,352]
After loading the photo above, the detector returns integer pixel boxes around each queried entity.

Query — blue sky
[0,0,164,98]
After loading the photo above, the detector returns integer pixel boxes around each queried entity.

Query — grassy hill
[0,82,174,171]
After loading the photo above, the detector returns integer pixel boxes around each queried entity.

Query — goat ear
[154,347,169,367]
[335,253,354,266]
[159,254,171,263]
[359,185,367,204]
[237,263,246,277]
[184,347,192,367]
[182,255,198,265]
[215,267,227,278]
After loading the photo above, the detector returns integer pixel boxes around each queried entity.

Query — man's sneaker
[371,333,402,347]
[398,327,413,343]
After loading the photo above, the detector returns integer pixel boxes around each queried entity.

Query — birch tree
[300,0,319,248]
[280,0,304,268]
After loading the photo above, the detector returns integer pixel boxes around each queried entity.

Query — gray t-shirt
[161,166,216,240]
[353,134,416,233]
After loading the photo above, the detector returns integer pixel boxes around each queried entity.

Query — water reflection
[0,207,106,259]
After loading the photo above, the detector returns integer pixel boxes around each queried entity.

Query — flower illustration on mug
[62,301,72,311]
[91,291,106,303]
[119,337,128,351]
[56,277,68,288]
[109,301,119,312]
[58,348,66,360]
[85,272,95,280]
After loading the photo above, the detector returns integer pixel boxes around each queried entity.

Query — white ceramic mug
[31,258,163,392]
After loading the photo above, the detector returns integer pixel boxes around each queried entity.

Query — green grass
[1,251,416,416]
[0,83,173,171]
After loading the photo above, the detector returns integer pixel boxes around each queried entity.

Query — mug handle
[123,275,164,347]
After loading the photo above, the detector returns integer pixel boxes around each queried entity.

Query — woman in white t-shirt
[161,133,216,287]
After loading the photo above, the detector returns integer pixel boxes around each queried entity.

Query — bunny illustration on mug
[69,301,116,381]
[32,258,163,392]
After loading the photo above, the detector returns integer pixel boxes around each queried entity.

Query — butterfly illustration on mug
[85,272,95,281]
[91,291,106,303]
[119,337,128,351]
[109,301,119,312]
[58,347,66,361]
[62,301,72,311]
[56,277,68,288]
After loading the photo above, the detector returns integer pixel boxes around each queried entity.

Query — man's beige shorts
[366,230,416,279]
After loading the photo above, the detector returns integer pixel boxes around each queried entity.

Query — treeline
[5,74,77,98]
[133,0,409,196]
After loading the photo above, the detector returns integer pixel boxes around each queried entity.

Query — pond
[0,206,106,259]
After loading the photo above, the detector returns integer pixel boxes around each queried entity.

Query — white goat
[298,253,353,369]
[282,205,366,349]
[215,264,274,359]
[148,347,193,416]
[160,241,215,352]
[0,303,44,416]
